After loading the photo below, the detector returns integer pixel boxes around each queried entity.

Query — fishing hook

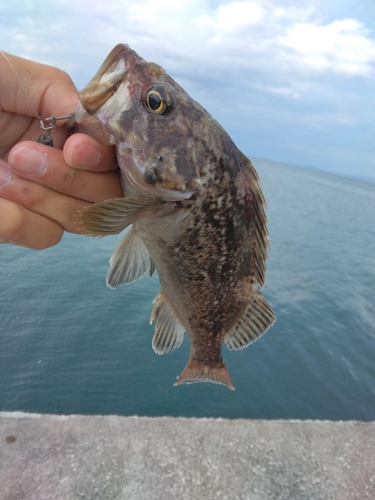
[37,114,73,147]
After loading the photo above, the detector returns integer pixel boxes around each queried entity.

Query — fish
[69,43,276,389]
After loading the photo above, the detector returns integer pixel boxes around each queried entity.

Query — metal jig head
[37,114,73,147]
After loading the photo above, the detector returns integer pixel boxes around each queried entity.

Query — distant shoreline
[249,155,375,185]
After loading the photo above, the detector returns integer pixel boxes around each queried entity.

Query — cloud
[1,0,374,178]
[102,0,375,79]
[196,1,265,32]
[280,19,375,76]
[3,1,375,82]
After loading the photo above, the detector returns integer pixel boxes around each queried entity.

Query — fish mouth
[68,43,202,203]
[77,44,136,116]
[67,102,113,145]
[67,103,91,130]
[68,44,143,142]
[68,44,131,136]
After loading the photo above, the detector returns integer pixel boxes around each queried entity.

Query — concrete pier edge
[0,412,374,500]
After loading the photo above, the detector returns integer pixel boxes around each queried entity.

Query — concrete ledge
[0,413,374,500]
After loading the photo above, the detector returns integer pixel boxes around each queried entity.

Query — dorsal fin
[240,152,269,287]
[225,290,276,351]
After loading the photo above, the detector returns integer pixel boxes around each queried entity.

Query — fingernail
[73,142,101,167]
[10,146,47,176]
[0,163,12,188]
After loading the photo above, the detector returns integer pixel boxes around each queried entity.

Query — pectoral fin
[225,290,276,351]
[150,293,185,354]
[107,227,152,288]
[79,197,164,236]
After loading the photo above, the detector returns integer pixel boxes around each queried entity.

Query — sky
[1,0,374,181]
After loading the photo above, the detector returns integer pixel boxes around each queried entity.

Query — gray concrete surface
[0,413,374,500]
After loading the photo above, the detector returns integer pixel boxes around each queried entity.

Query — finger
[0,197,64,250]
[8,141,123,203]
[0,52,78,123]
[0,159,12,187]
[0,171,91,234]
[63,133,117,172]
[0,113,71,161]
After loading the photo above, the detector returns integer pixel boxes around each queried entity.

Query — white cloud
[1,0,374,178]
[128,0,195,21]
[272,5,316,22]
[280,19,375,76]
[3,1,374,80]
[101,0,375,81]
[196,1,265,32]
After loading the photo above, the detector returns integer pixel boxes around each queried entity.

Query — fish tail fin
[174,357,235,390]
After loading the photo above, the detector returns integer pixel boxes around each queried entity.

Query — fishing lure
[37,115,73,147]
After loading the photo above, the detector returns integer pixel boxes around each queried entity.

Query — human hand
[0,52,122,249]
[0,51,76,155]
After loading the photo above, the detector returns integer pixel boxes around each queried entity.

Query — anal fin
[225,290,276,351]
[106,227,152,288]
[150,293,185,354]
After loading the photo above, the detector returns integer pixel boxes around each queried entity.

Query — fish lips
[68,42,170,141]
[67,104,112,145]
[78,44,137,116]
[67,44,135,140]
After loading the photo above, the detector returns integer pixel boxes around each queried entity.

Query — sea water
[1,158,374,420]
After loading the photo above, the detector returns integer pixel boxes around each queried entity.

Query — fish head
[69,44,206,201]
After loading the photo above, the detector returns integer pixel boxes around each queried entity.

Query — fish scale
[69,43,276,389]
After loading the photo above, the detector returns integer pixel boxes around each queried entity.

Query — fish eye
[145,86,173,115]
[147,91,165,114]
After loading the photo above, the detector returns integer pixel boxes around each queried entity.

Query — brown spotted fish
[69,44,276,389]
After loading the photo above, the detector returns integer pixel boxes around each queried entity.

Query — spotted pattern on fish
[69,44,275,389]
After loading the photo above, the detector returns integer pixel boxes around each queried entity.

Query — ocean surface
[1,158,374,420]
